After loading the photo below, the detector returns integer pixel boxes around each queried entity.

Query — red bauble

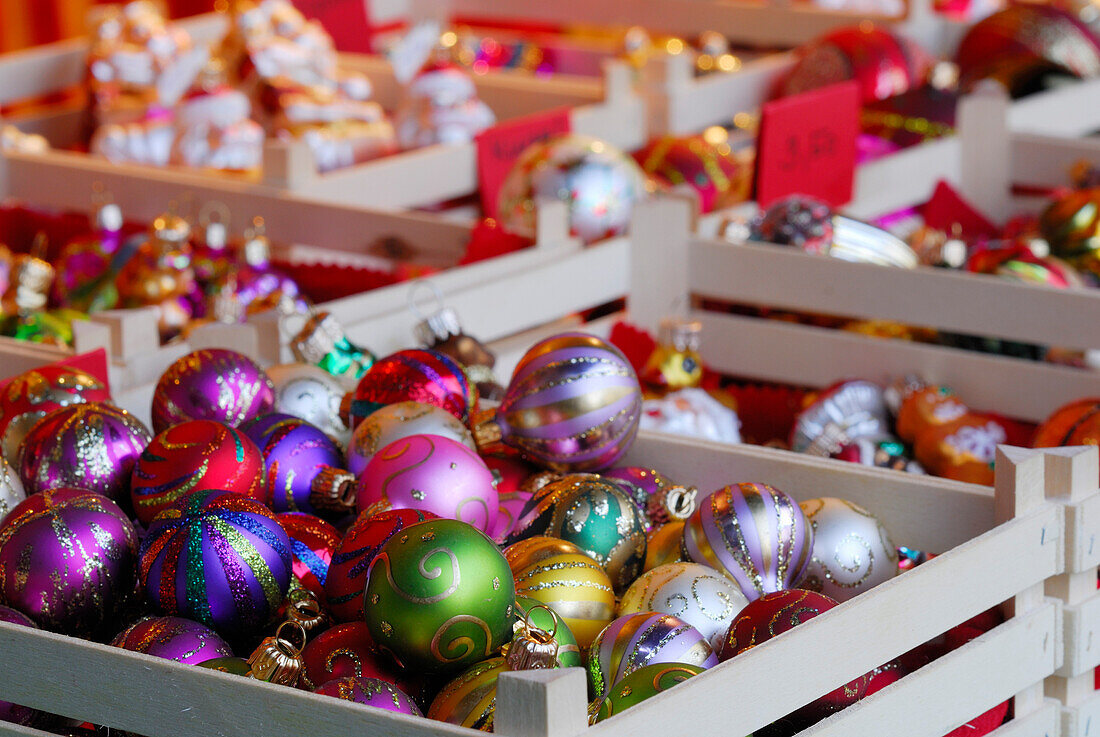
[130,420,264,525]
[482,454,535,496]
[0,365,111,463]
[722,590,868,723]
[301,622,408,692]
[323,508,440,622]
[277,512,341,605]
[347,350,475,428]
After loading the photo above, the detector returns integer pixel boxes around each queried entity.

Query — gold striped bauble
[510,548,616,649]
[427,657,506,731]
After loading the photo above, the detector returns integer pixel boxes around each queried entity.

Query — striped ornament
[587,612,717,699]
[496,333,641,472]
[510,547,616,649]
[276,512,341,605]
[241,413,344,514]
[139,489,292,638]
[349,350,474,428]
[427,657,506,731]
[683,483,814,602]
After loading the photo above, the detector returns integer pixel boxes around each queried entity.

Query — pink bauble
[355,434,498,533]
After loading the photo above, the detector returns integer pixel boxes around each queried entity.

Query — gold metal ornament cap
[658,317,702,353]
[246,621,307,687]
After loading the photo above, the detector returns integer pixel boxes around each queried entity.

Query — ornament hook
[405,279,446,322]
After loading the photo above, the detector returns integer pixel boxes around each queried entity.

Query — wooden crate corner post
[261,137,318,190]
[639,51,694,138]
[534,198,575,249]
[88,307,161,364]
[495,667,589,737]
[627,195,693,334]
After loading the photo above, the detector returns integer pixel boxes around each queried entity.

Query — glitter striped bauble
[427,657,506,731]
[0,488,139,640]
[130,420,264,525]
[0,365,111,464]
[490,333,641,472]
[139,489,292,638]
[151,349,275,434]
[507,541,616,649]
[592,663,705,723]
[683,482,814,602]
[348,350,474,429]
[324,509,440,623]
[112,615,233,664]
[587,613,717,699]
[241,414,344,514]
[364,519,515,674]
[313,676,422,716]
[18,402,151,502]
[277,512,340,605]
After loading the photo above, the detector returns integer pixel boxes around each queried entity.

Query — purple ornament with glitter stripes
[683,482,814,602]
[240,413,345,514]
[151,349,275,434]
[112,615,233,664]
[492,332,641,472]
[587,612,717,699]
[139,489,292,638]
[314,676,422,716]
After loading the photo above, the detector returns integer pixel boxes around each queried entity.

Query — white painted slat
[848,137,961,220]
[1008,77,1100,137]
[1013,133,1100,190]
[982,700,1061,737]
[496,669,589,737]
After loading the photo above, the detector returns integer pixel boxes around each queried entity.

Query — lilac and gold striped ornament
[477,333,641,473]
[683,483,813,602]
[139,489,292,638]
[587,612,717,699]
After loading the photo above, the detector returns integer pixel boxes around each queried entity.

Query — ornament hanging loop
[405,279,446,323]
[247,620,308,686]
[504,605,560,671]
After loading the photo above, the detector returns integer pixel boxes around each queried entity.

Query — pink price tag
[476,108,572,220]
[755,81,860,209]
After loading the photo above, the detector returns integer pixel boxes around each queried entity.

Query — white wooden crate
[0,440,1092,737]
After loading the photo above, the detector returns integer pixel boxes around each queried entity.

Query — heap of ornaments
[0,328,1050,735]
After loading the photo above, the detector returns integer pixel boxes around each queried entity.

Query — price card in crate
[476,108,572,219]
[755,81,860,209]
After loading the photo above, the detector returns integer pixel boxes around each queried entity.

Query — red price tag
[476,108,572,219]
[922,180,997,239]
[290,0,399,53]
[0,348,110,393]
[755,82,860,209]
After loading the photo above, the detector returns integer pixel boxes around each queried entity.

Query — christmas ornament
[1040,187,1100,274]
[18,402,150,503]
[277,512,341,605]
[283,587,329,638]
[52,197,124,311]
[291,311,376,385]
[112,615,233,664]
[301,622,404,690]
[427,658,508,730]
[635,135,749,214]
[347,401,474,477]
[0,458,25,524]
[620,562,750,649]
[498,134,647,244]
[395,63,495,149]
[484,455,536,543]
[800,498,898,602]
[241,414,344,514]
[266,363,350,442]
[491,488,534,545]
[892,382,969,444]
[115,212,198,340]
[588,613,717,699]
[1034,399,1100,478]
[357,434,498,534]
[0,488,138,639]
[474,333,642,472]
[0,605,41,726]
[139,489,292,638]
[721,589,868,722]
[0,241,86,346]
[246,621,307,686]
[604,466,678,528]
[591,663,704,723]
[508,542,615,649]
[639,318,705,393]
[683,482,814,601]
[130,420,264,525]
[214,218,300,315]
[791,380,893,456]
[364,518,515,673]
[512,596,582,668]
[644,522,685,571]
[913,414,1006,485]
[324,509,439,623]
[314,676,422,716]
[0,365,111,464]
[348,349,474,429]
[413,296,504,402]
[151,349,275,434]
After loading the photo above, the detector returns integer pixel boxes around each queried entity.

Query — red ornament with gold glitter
[348,349,474,429]
[300,621,412,693]
[635,135,750,214]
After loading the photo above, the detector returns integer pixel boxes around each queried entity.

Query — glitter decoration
[682,482,814,602]
[348,349,474,429]
[498,134,647,244]
[151,349,275,434]
[0,488,139,640]
[0,365,111,464]
[636,135,749,214]
[276,512,340,605]
[241,413,345,515]
[139,489,292,638]
[591,663,704,723]
[301,621,411,692]
[587,612,717,700]
[0,605,41,726]
[313,676,422,716]
[130,420,264,525]
[112,615,233,664]
[799,498,898,602]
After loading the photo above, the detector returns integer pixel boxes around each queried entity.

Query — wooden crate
[0,13,645,210]
[0,440,1093,737]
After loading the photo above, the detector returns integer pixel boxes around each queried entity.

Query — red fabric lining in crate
[272,260,401,304]
[0,206,144,261]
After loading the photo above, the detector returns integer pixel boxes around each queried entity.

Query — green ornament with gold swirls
[364,518,515,674]
[195,656,253,676]
[513,595,582,668]
[592,662,705,723]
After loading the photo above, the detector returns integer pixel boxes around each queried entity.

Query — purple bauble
[240,413,344,514]
[0,605,40,726]
[139,489,292,638]
[313,676,422,716]
[151,349,275,434]
[494,333,641,472]
[683,482,814,602]
[0,488,139,639]
[355,434,498,533]
[18,402,151,502]
[112,616,234,664]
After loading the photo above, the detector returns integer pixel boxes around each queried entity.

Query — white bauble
[266,363,348,443]
[0,457,26,523]
[799,497,898,602]
[347,401,475,476]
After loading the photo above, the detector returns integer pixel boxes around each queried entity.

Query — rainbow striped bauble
[277,512,341,605]
[683,482,814,602]
[490,333,641,472]
[349,350,474,428]
[139,490,292,638]
[587,613,717,699]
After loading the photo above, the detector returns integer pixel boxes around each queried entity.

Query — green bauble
[592,663,705,723]
[545,476,648,594]
[513,596,582,668]
[364,518,516,674]
[195,656,253,676]
[427,656,507,731]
